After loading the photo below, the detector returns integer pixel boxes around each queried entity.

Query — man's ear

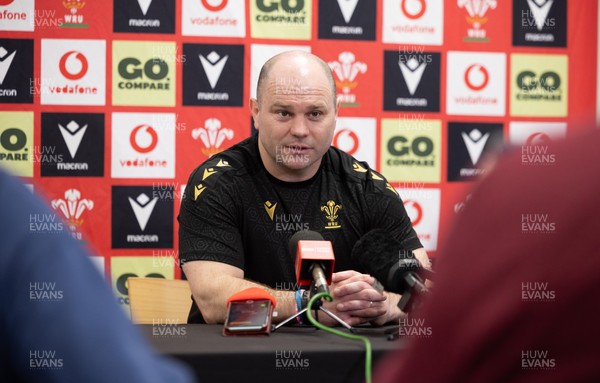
[250,98,259,130]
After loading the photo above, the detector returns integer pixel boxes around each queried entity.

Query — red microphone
[290,230,335,294]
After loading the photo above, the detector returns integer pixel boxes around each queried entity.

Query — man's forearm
[194,275,297,324]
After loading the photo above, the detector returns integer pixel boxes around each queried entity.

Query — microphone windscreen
[352,229,433,294]
[351,229,401,286]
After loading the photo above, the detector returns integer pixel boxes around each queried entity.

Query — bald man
[179,51,428,326]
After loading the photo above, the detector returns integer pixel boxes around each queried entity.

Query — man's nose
[290,117,309,137]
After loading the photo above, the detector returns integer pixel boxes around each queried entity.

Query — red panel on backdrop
[0,1,597,302]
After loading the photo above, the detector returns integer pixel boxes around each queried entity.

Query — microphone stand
[386,275,429,341]
[272,282,355,333]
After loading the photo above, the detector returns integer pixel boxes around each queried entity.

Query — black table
[140,324,405,383]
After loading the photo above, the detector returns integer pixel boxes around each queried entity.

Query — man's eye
[278,111,290,117]
[310,111,322,118]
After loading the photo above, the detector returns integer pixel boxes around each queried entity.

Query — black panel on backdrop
[112,185,174,249]
[40,113,104,177]
[182,43,244,107]
[0,38,34,104]
[512,0,567,47]
[384,50,440,112]
[447,122,504,182]
[113,0,175,34]
[318,0,376,41]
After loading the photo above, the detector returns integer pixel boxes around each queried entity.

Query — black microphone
[351,228,431,296]
[289,230,335,295]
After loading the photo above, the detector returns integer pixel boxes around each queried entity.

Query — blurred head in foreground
[0,169,194,383]
[375,128,600,383]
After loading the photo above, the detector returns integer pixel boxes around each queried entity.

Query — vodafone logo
[525,132,551,145]
[41,39,106,105]
[59,51,88,80]
[130,125,158,153]
[201,0,227,11]
[464,64,489,91]
[183,0,244,38]
[447,51,505,116]
[333,129,359,155]
[112,112,174,178]
[404,200,423,226]
[401,0,426,19]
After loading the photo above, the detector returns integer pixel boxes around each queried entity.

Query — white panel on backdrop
[0,0,34,31]
[250,44,311,99]
[446,51,506,116]
[397,187,440,252]
[333,117,376,167]
[509,122,567,146]
[41,39,106,106]
[382,0,444,45]
[111,113,175,179]
[182,0,246,37]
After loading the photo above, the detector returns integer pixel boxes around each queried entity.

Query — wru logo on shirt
[321,200,342,229]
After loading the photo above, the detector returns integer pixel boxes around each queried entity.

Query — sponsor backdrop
[0,0,597,312]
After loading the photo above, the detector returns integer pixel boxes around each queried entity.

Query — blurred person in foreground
[179,51,430,326]
[374,128,600,382]
[0,169,194,383]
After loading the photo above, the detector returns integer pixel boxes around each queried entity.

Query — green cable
[305,292,372,383]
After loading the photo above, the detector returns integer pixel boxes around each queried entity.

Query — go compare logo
[380,118,441,183]
[113,41,176,106]
[250,0,311,39]
[117,57,170,90]
[0,111,33,177]
[510,53,567,117]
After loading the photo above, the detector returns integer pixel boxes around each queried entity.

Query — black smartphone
[223,299,273,335]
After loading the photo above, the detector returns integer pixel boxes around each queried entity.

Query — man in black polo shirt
[179,51,429,325]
